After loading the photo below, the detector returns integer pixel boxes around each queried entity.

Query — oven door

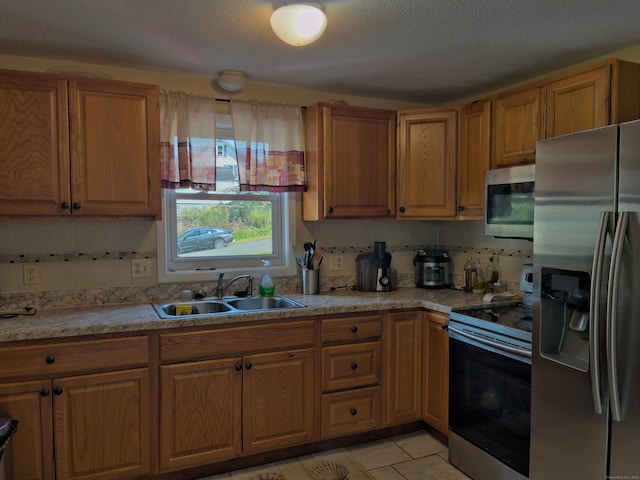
[448,323,531,479]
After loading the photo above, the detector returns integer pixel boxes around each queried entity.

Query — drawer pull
[351,362,358,370]
[245,362,253,370]
[351,326,358,333]
[235,363,243,371]
[350,408,358,416]
[53,387,63,396]
[40,388,50,397]
[45,355,55,364]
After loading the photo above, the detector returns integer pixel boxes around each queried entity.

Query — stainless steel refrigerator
[531,120,640,478]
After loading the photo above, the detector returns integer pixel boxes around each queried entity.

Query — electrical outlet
[23,264,40,285]
[328,254,344,271]
[131,259,152,278]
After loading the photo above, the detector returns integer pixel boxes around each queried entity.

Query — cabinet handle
[60,202,70,210]
[441,323,448,330]
[245,362,252,370]
[350,408,358,416]
[72,202,81,210]
[327,206,334,214]
[53,387,63,396]
[45,355,55,364]
[399,206,405,213]
[351,326,358,333]
[351,362,358,370]
[457,205,464,212]
[235,363,243,371]
[40,388,50,397]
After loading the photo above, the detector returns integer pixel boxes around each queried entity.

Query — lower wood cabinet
[384,310,423,425]
[319,313,383,438]
[0,336,151,480]
[158,321,315,472]
[0,309,453,480]
[321,386,381,437]
[422,311,449,434]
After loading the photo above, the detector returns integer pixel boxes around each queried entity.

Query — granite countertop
[0,287,518,343]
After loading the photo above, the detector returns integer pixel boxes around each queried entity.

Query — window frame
[157,189,297,284]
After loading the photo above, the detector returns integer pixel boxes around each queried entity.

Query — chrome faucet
[215,273,253,299]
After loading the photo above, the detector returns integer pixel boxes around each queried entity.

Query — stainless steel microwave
[484,164,535,240]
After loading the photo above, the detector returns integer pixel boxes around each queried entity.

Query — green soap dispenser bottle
[259,260,275,297]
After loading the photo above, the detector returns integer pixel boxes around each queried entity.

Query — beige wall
[1,46,639,300]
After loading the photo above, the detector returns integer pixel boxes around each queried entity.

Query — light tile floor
[204,430,471,480]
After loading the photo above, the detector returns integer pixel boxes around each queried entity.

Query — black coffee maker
[355,241,392,292]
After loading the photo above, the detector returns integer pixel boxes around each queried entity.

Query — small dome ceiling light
[216,70,248,92]
[270,3,327,47]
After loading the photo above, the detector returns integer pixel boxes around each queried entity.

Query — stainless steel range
[447,265,533,480]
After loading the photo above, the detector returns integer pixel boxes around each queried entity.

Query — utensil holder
[301,268,319,294]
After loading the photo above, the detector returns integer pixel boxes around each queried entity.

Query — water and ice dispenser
[539,268,592,371]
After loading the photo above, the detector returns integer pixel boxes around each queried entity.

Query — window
[157,113,296,283]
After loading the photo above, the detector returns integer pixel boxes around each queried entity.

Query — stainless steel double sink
[152,295,306,319]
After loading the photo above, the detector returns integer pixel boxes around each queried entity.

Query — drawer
[321,386,381,438]
[160,320,314,363]
[322,341,381,392]
[321,314,382,344]
[0,336,149,380]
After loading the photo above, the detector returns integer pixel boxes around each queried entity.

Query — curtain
[230,99,305,192]
[160,90,218,191]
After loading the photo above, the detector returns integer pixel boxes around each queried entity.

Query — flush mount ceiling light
[216,70,247,92]
[270,3,327,46]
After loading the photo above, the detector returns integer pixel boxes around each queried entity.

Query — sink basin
[152,295,305,319]
[226,296,305,311]
[154,300,232,318]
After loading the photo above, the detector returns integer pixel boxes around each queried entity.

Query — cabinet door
[545,65,610,138]
[0,380,54,480]
[458,100,491,219]
[243,348,314,453]
[159,358,242,471]
[422,311,449,434]
[322,105,395,218]
[492,86,543,168]
[384,310,422,425]
[53,368,151,480]
[396,109,457,219]
[0,70,71,216]
[68,78,160,217]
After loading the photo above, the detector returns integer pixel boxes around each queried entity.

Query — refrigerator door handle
[589,211,610,414]
[607,210,628,422]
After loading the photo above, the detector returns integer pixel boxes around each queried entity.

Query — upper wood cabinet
[545,60,640,138]
[396,108,457,219]
[492,59,640,168]
[0,69,160,219]
[303,103,396,220]
[457,100,491,219]
[492,86,544,168]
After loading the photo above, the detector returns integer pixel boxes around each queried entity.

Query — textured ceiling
[1,0,640,103]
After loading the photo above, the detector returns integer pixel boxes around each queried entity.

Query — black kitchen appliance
[414,249,450,288]
[355,241,392,292]
[447,263,535,480]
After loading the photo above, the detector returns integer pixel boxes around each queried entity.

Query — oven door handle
[447,325,532,359]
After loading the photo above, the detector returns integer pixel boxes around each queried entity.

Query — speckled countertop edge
[0,287,520,342]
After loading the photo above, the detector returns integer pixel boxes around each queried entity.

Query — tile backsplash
[0,218,532,310]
